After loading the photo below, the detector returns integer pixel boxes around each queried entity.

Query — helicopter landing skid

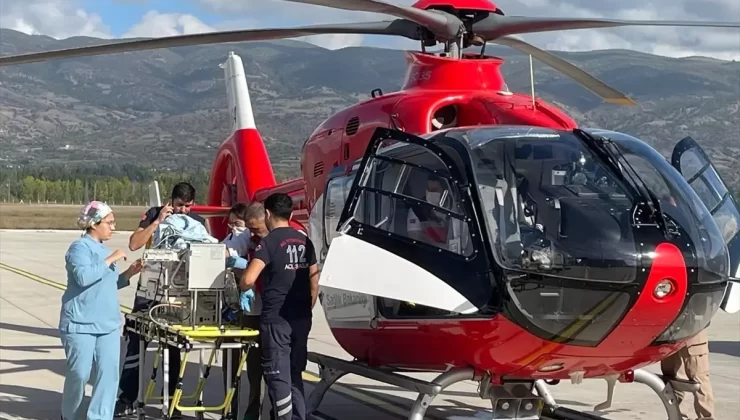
[306,352,478,420]
[305,353,697,420]
[536,369,699,420]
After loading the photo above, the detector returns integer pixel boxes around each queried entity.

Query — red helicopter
[2,1,740,419]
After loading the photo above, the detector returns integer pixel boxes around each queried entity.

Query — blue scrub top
[60,233,129,334]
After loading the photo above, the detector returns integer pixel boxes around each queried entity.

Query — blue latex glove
[222,307,237,322]
[240,289,255,312]
[226,255,248,270]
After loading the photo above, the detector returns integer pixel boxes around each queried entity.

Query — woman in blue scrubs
[60,201,143,420]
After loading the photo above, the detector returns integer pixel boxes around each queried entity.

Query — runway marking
[0,262,132,313]
[0,262,413,419]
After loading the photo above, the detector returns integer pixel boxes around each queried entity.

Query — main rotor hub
[412,0,506,58]
[412,0,502,14]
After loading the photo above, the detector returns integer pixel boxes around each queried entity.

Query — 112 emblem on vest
[282,238,308,270]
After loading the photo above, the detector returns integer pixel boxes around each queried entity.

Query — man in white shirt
[222,202,268,420]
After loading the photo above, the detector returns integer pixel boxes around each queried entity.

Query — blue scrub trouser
[60,330,120,420]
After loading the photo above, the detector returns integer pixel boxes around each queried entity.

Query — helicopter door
[671,137,740,313]
[318,127,493,314]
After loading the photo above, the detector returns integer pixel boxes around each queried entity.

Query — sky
[0,0,739,60]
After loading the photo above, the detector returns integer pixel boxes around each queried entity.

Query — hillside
[0,28,738,187]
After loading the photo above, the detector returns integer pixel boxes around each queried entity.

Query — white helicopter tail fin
[221,51,256,132]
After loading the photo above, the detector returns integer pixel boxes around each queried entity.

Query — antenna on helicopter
[529,54,535,107]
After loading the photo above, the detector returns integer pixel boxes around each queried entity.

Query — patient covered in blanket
[152,214,218,249]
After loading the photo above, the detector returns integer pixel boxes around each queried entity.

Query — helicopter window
[619,153,728,281]
[507,283,632,346]
[676,146,733,214]
[616,154,693,229]
[324,173,355,246]
[594,131,730,284]
[471,132,640,282]
[713,199,740,243]
[654,289,725,344]
[352,142,474,257]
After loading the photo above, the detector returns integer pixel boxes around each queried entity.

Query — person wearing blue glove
[222,202,270,420]
[226,255,256,312]
[240,194,319,420]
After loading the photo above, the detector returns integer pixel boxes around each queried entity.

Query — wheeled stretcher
[124,312,259,419]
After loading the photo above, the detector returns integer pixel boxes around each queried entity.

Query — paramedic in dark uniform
[114,182,206,418]
[240,193,320,420]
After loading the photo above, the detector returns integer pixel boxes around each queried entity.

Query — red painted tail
[203,52,277,239]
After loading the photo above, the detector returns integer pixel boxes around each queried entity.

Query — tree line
[1,163,738,208]
[0,166,211,205]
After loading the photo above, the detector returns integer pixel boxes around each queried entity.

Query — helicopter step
[306,351,702,420]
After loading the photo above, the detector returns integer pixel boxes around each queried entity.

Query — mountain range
[0,28,738,189]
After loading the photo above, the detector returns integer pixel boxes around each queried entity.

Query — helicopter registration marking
[408,69,432,83]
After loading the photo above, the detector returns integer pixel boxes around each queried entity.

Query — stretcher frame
[124,311,259,420]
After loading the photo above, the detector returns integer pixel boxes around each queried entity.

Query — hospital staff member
[60,201,143,420]
[115,181,205,418]
[222,202,268,420]
[240,193,320,420]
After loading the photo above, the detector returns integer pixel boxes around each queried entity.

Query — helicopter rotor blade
[475,16,740,40]
[492,36,637,106]
[0,20,419,67]
[283,0,465,40]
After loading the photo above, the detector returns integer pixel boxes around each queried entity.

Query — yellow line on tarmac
[0,262,132,313]
[0,262,409,418]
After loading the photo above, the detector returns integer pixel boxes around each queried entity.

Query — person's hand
[125,259,144,278]
[226,256,248,270]
[106,249,127,266]
[157,202,174,223]
[240,289,255,312]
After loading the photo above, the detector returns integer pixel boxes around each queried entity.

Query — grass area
[0,203,147,231]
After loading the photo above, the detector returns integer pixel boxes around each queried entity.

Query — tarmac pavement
[0,230,738,420]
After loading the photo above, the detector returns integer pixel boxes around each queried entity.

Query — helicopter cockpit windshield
[461,127,640,283]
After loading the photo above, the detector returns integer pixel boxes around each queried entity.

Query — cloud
[123,11,216,38]
[189,0,416,49]
[204,14,366,50]
[492,0,740,59]
[0,0,111,39]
